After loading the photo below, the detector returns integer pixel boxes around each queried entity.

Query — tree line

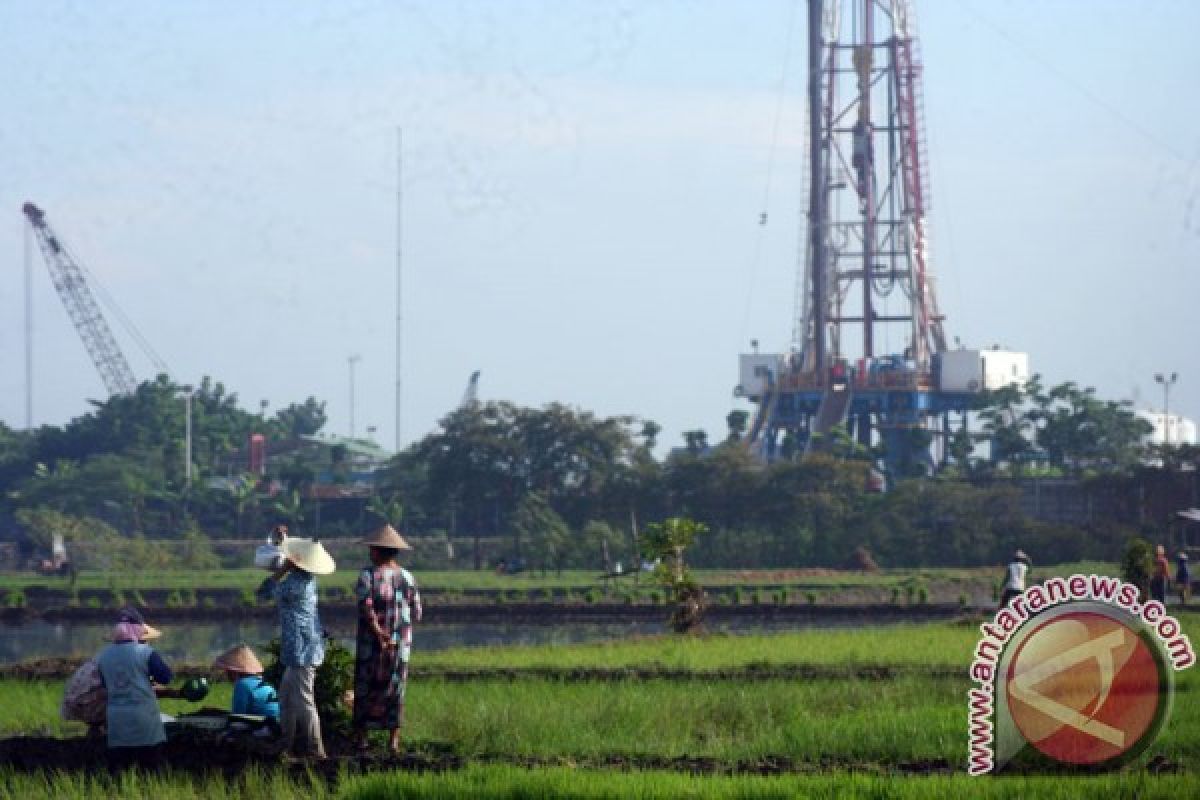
[0,373,1190,571]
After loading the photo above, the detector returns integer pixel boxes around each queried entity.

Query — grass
[2,765,1194,799]
[0,766,326,800]
[342,765,1200,800]
[1,605,1194,798]
[415,622,984,670]
[0,767,1195,800]
[0,680,235,738]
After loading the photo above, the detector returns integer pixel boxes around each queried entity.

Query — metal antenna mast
[395,127,404,452]
[22,202,138,396]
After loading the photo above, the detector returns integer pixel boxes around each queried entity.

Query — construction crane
[460,370,481,408]
[22,202,162,396]
[736,0,1027,475]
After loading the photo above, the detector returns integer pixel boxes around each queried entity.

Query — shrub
[201,597,217,610]
[263,635,353,737]
[110,589,127,609]
[732,588,744,606]
[917,585,929,605]
[166,590,184,609]
[1121,537,1155,601]
[584,589,600,604]
[958,593,969,610]
[806,591,817,606]
[86,597,102,609]
[750,589,762,605]
[5,590,26,609]
[890,587,901,604]
[239,588,257,608]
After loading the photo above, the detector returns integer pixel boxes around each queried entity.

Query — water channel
[0,616,880,665]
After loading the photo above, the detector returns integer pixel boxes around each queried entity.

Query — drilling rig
[736,0,1028,476]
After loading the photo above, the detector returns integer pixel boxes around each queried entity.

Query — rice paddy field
[1,612,1197,798]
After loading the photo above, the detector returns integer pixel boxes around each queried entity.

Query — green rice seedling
[85,597,101,609]
[166,590,184,608]
[341,766,1199,800]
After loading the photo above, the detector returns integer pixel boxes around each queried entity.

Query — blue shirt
[97,642,171,748]
[231,675,280,719]
[261,570,325,667]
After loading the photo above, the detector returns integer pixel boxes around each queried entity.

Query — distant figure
[1177,552,1191,606]
[1151,545,1171,605]
[1000,550,1031,608]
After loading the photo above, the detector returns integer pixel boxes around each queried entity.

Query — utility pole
[24,216,33,429]
[395,126,404,452]
[180,385,195,487]
[1156,372,1178,447]
[349,354,362,439]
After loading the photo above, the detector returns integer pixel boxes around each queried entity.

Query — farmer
[1151,544,1171,605]
[1000,550,1030,608]
[258,537,335,759]
[213,644,279,721]
[1177,552,1191,606]
[95,607,177,767]
[353,523,423,755]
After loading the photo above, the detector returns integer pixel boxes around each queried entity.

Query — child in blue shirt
[213,645,279,720]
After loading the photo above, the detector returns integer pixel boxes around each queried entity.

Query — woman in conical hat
[95,608,175,764]
[352,523,422,755]
[257,533,335,759]
[214,644,279,721]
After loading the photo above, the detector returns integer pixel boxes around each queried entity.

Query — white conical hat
[281,537,336,575]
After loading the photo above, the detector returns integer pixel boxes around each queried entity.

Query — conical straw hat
[360,523,412,550]
[213,644,264,674]
[113,607,162,641]
[281,537,337,575]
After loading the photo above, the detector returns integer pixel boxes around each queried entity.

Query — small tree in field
[641,516,709,632]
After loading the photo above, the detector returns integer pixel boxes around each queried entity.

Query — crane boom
[22,202,138,396]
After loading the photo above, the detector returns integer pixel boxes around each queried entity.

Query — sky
[1,0,1198,454]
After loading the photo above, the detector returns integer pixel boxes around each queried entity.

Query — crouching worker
[214,644,280,721]
[96,607,177,768]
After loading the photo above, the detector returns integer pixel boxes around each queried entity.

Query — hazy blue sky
[2,0,1198,452]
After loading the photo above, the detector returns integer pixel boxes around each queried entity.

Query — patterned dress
[353,564,422,729]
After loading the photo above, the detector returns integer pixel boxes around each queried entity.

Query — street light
[348,354,362,439]
[1155,372,1178,447]
[180,385,195,487]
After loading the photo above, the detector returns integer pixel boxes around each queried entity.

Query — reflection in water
[0,616,862,664]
